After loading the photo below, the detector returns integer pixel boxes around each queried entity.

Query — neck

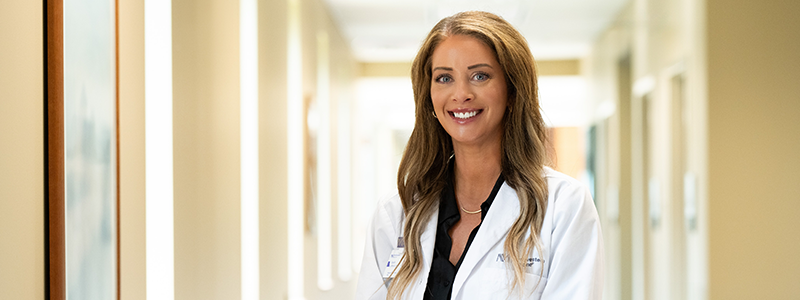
[452,141,502,208]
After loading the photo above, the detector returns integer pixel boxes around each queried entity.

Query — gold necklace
[460,205,482,214]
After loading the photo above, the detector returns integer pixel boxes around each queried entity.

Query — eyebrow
[468,63,492,70]
[432,64,493,72]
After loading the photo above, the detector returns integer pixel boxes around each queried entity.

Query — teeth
[454,111,478,119]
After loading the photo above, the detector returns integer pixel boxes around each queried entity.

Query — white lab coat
[355,167,603,300]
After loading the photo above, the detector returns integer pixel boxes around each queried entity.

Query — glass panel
[64,0,117,298]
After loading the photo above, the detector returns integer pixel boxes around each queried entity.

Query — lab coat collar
[451,182,519,298]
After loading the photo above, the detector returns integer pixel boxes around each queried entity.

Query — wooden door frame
[45,0,65,298]
[45,0,120,298]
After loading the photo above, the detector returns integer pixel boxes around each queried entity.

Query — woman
[356,11,603,300]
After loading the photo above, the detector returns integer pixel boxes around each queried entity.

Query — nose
[452,80,473,103]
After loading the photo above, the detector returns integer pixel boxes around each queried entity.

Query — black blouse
[423,174,505,300]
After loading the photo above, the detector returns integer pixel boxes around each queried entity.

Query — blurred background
[1,0,799,299]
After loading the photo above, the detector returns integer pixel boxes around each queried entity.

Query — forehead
[430,35,499,68]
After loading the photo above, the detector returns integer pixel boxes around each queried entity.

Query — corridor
[1,0,798,299]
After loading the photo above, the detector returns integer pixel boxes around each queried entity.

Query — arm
[540,183,604,299]
[355,198,401,300]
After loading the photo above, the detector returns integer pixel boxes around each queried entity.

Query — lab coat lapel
[408,205,439,300]
[451,183,520,298]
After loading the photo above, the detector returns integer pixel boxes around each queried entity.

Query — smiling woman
[356,11,604,300]
[430,34,507,150]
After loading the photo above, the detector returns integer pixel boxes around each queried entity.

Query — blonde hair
[388,11,550,299]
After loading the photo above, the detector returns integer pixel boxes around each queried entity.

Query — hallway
[1,0,799,299]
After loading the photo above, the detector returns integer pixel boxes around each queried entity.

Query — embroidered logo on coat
[496,253,544,267]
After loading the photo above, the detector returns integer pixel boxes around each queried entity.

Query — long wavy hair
[388,11,550,299]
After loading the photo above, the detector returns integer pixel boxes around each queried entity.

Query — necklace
[460,205,482,214]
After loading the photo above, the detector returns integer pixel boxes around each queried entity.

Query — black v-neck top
[423,174,505,300]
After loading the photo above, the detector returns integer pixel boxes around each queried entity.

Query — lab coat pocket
[467,268,547,300]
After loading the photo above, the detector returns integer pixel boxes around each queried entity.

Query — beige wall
[258,0,291,297]
[538,59,581,76]
[358,59,580,78]
[1,1,146,299]
[706,0,800,299]
[166,0,358,298]
[588,4,634,300]
[551,127,586,179]
[300,0,360,298]
[591,0,800,299]
[1,0,361,299]
[172,0,242,298]
[0,1,45,299]
[258,0,359,298]
[119,0,147,299]
[587,0,708,299]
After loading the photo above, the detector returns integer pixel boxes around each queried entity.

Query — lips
[448,109,483,122]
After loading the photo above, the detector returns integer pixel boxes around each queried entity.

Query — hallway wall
[586,0,708,299]
[706,0,800,299]
[589,0,800,299]
[118,0,146,299]
[164,0,359,298]
[113,0,357,298]
[299,0,360,298]
[0,1,45,299]
[0,1,355,298]
[258,0,290,298]
[171,0,243,298]
[13,1,798,299]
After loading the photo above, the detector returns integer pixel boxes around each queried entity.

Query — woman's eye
[435,75,452,83]
[472,73,489,81]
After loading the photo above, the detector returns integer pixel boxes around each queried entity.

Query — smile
[450,110,482,120]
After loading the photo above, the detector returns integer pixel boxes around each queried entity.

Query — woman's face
[430,34,508,149]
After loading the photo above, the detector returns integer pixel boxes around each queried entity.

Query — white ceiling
[323,0,629,62]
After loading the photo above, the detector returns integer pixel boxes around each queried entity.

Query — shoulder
[544,167,589,194]
[368,193,406,236]
[543,166,595,214]
[375,193,404,219]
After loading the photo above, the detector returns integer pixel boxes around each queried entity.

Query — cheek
[430,88,446,107]
[493,84,509,108]
[485,89,507,109]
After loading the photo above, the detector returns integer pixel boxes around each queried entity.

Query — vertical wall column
[617,55,634,300]
[685,1,708,299]
[257,0,290,298]
[628,2,650,300]
[286,0,305,298]
[315,30,334,292]
[0,1,44,299]
[119,0,146,298]
[172,0,242,298]
[298,0,360,298]
[706,0,800,299]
